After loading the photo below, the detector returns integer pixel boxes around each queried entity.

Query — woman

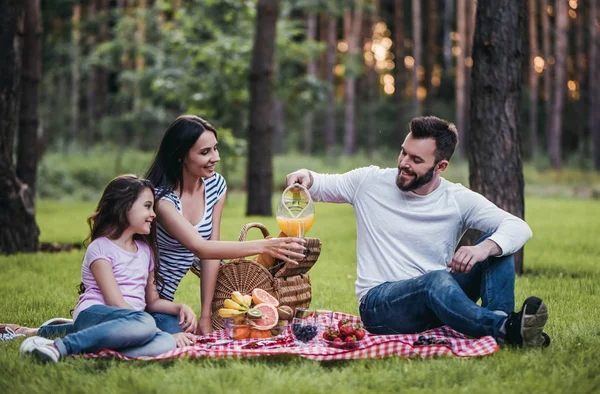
[145,115,303,334]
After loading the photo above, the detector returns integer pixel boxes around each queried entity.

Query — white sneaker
[0,326,25,342]
[41,317,73,326]
[20,336,61,363]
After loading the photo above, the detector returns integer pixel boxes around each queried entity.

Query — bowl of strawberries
[321,318,367,349]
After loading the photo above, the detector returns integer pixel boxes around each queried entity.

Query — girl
[20,175,197,362]
[145,115,305,334]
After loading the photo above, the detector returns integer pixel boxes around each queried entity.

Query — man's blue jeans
[39,312,183,338]
[359,244,515,340]
[52,305,176,357]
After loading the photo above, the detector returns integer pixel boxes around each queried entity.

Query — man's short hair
[409,116,459,162]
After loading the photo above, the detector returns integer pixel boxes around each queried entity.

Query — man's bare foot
[196,316,213,335]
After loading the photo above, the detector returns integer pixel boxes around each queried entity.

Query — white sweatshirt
[309,166,533,300]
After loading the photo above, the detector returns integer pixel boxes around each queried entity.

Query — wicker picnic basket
[192,222,322,330]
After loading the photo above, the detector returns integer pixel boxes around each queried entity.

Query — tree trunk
[366,0,379,158]
[303,13,317,155]
[548,0,568,170]
[528,0,539,159]
[17,0,41,195]
[443,0,454,75]
[456,0,467,157]
[71,2,81,145]
[246,0,279,216]
[0,0,39,254]
[575,0,587,158]
[343,1,363,155]
[394,0,406,135]
[469,0,527,274]
[324,14,337,153]
[463,0,477,156]
[411,0,422,117]
[86,1,97,151]
[95,0,109,128]
[424,0,437,113]
[591,0,600,169]
[541,0,552,127]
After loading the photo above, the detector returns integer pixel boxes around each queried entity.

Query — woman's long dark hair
[78,175,164,294]
[145,115,218,200]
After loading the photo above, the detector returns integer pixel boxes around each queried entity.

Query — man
[286,116,549,348]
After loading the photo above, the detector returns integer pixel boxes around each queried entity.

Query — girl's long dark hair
[146,115,218,200]
[78,175,164,294]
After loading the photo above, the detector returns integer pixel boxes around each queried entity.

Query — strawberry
[338,318,351,330]
[322,327,338,341]
[353,325,366,341]
[339,323,354,338]
[333,337,344,344]
[344,335,356,344]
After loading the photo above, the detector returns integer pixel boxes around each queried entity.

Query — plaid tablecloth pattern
[76,312,498,361]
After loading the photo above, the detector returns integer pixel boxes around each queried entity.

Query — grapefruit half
[252,288,280,307]
[250,303,279,330]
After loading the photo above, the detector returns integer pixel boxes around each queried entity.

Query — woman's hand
[172,332,197,348]
[262,237,306,265]
[178,304,198,333]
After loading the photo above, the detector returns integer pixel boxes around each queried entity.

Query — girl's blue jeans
[39,312,183,338]
[52,305,176,357]
[359,237,515,340]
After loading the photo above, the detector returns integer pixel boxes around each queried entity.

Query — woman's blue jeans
[39,312,183,338]
[52,305,176,357]
[359,240,515,340]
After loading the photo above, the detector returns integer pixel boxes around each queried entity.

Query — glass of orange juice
[276,184,314,237]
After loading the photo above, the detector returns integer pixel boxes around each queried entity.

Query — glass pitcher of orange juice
[276,184,315,237]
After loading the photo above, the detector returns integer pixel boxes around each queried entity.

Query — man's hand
[448,239,501,273]
[285,169,313,189]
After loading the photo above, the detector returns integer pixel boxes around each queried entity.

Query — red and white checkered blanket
[76,312,498,361]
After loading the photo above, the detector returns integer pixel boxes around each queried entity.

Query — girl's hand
[172,332,197,348]
[262,237,306,265]
[178,304,198,333]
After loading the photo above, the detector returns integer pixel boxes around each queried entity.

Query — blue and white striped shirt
[156,173,227,300]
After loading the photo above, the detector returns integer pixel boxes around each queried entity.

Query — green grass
[1,194,600,393]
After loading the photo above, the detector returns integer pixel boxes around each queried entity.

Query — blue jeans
[53,305,176,357]
[359,241,515,340]
[38,312,183,338]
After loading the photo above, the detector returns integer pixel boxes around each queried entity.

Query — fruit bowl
[322,338,363,349]
[223,318,251,340]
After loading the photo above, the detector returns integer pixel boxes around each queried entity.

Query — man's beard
[395,164,436,192]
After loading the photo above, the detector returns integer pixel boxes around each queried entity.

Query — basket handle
[238,222,271,242]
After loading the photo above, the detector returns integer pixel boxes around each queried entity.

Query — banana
[223,298,247,311]
[218,308,245,318]
[243,294,253,308]
[231,291,249,308]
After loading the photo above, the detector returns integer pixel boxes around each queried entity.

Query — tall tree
[456,0,467,157]
[17,0,42,195]
[71,1,81,144]
[469,0,528,274]
[394,0,405,134]
[548,0,568,169]
[324,13,337,153]
[528,0,540,159]
[411,0,422,116]
[365,0,379,158]
[575,0,586,156]
[246,0,280,216]
[541,0,552,125]
[424,0,437,113]
[0,0,40,253]
[303,12,317,155]
[343,1,363,155]
[442,0,454,75]
[591,0,600,169]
